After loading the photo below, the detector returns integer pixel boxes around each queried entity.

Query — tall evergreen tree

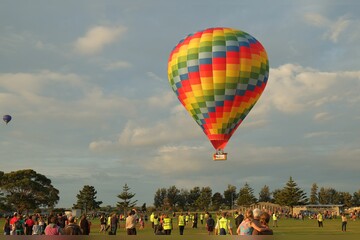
[117,183,137,213]
[154,188,167,209]
[73,185,102,213]
[224,184,237,209]
[188,187,201,210]
[280,177,308,212]
[318,187,328,204]
[211,192,224,210]
[177,189,189,211]
[272,189,286,205]
[352,189,360,206]
[318,187,338,204]
[309,183,318,204]
[166,185,180,210]
[338,192,352,208]
[237,183,257,206]
[195,187,212,210]
[259,185,271,202]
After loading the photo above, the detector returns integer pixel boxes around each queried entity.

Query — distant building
[237,202,288,214]
[293,204,344,216]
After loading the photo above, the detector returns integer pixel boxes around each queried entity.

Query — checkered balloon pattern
[167,27,269,151]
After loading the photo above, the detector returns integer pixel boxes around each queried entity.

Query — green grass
[1,216,359,240]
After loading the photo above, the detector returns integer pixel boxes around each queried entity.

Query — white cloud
[147,72,164,82]
[314,112,333,122]
[327,146,360,170]
[117,111,200,146]
[0,70,137,129]
[304,13,350,43]
[147,91,175,108]
[327,16,351,43]
[266,64,360,114]
[304,13,330,27]
[144,145,207,174]
[0,71,84,94]
[105,61,132,70]
[89,109,201,152]
[74,25,127,55]
[304,131,333,139]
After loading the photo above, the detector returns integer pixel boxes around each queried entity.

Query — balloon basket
[213,153,227,161]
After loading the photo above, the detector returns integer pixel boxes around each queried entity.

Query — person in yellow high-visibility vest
[215,212,233,235]
[150,212,155,229]
[272,212,278,227]
[178,212,185,235]
[153,214,160,234]
[200,213,204,225]
[162,214,173,235]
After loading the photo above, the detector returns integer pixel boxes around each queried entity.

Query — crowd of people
[2,212,90,235]
[144,209,274,236]
[2,208,358,235]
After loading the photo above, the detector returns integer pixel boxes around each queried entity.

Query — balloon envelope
[3,115,12,124]
[167,27,269,151]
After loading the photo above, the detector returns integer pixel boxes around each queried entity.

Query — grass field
[1,216,359,240]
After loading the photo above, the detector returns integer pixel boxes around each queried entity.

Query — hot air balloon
[3,115,12,124]
[167,27,269,160]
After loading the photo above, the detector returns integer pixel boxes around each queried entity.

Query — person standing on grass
[32,220,42,235]
[44,216,63,235]
[178,212,185,235]
[64,216,82,235]
[162,213,173,235]
[215,212,232,235]
[106,214,111,232]
[99,214,106,234]
[341,213,347,232]
[126,209,137,235]
[79,214,90,235]
[272,212,278,227]
[317,212,324,227]
[3,216,11,235]
[110,213,119,235]
[150,212,155,229]
[153,214,160,234]
[206,214,215,235]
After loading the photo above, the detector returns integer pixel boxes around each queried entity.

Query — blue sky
[1,0,360,208]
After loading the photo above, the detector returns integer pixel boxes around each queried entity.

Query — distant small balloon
[3,115,12,124]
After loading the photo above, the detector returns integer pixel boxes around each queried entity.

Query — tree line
[1,169,360,214]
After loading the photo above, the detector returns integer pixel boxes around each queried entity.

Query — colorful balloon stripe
[168,27,269,151]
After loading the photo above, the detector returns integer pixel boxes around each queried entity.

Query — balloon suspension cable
[216,149,224,155]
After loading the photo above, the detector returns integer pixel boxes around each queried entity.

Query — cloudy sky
[1,0,360,208]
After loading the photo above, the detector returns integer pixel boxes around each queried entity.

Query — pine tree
[259,185,271,202]
[281,177,308,213]
[237,183,257,207]
[224,184,237,209]
[309,183,318,204]
[117,183,137,213]
[73,185,102,214]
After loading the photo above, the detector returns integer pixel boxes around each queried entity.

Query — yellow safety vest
[178,215,185,226]
[163,218,172,230]
[154,217,159,225]
[150,213,154,222]
[218,217,228,234]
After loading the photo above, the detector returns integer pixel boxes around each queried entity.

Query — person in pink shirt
[44,216,63,235]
